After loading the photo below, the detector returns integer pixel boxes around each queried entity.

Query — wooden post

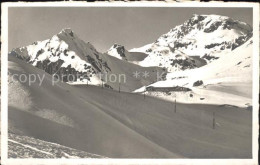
[119,82,121,93]
[213,112,215,129]
[87,81,88,87]
[144,88,146,99]
[101,81,104,88]
[174,98,176,113]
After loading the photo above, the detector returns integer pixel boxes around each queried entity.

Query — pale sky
[8,7,252,52]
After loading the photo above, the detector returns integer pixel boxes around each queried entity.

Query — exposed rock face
[106,44,131,61]
[193,80,204,87]
[168,56,197,70]
[114,44,126,57]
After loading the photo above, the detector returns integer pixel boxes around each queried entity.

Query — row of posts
[88,81,216,129]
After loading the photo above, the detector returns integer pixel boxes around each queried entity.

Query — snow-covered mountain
[135,38,253,108]
[9,28,109,85]
[9,29,164,91]
[130,14,252,71]
[106,44,131,61]
[107,44,149,65]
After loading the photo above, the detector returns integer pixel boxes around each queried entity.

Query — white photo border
[1,2,259,165]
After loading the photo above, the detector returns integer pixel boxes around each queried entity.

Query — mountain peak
[8,27,111,85]
[112,43,125,49]
[134,14,253,71]
[57,28,77,39]
[107,43,130,60]
[172,14,252,34]
[59,28,73,34]
[193,14,228,19]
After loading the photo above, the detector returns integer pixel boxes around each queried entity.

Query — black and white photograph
[1,2,259,165]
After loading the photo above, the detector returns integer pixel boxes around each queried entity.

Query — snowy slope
[135,38,253,107]
[129,43,153,53]
[8,56,252,158]
[165,38,252,86]
[95,54,165,91]
[8,56,178,158]
[131,14,252,71]
[9,133,106,158]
